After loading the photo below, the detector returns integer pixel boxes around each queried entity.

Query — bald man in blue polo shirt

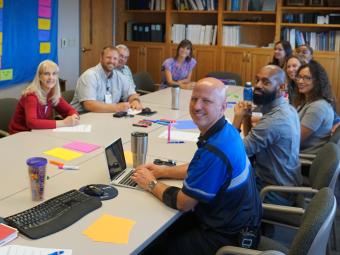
[132,77,262,255]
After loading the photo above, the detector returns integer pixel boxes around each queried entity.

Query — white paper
[53,124,92,133]
[158,130,199,142]
[0,245,72,255]
[127,108,142,115]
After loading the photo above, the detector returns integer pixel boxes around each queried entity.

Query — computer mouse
[83,185,104,197]
[142,107,151,113]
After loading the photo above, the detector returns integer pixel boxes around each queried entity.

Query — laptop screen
[104,138,127,181]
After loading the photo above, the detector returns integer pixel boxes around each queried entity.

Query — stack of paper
[0,224,18,247]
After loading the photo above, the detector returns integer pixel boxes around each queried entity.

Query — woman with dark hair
[285,55,303,105]
[270,41,292,68]
[160,39,197,89]
[295,60,335,154]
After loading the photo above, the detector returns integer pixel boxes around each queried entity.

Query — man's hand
[234,101,252,118]
[113,102,130,112]
[139,163,168,179]
[130,99,143,110]
[131,166,156,191]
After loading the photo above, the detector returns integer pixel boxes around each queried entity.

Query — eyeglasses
[295,76,312,82]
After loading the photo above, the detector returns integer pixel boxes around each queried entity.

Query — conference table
[0,86,243,254]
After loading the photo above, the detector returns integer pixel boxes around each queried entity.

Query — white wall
[0,0,80,98]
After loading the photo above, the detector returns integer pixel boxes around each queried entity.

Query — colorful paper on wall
[44,147,83,161]
[0,69,13,81]
[83,214,136,244]
[40,42,51,54]
[38,18,51,30]
[39,0,51,7]
[38,30,50,41]
[63,141,100,153]
[38,6,51,18]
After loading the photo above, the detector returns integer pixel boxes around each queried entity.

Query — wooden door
[314,52,340,110]
[145,44,165,83]
[125,43,143,74]
[220,48,245,83]
[80,0,113,74]
[194,46,218,80]
[247,48,272,83]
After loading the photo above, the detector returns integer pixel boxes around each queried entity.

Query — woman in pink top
[9,60,79,134]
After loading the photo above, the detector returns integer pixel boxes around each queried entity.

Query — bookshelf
[116,0,340,109]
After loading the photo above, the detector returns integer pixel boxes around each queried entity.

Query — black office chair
[0,98,18,137]
[216,188,337,255]
[61,89,75,104]
[133,71,159,95]
[206,71,242,86]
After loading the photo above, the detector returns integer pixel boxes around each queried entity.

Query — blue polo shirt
[182,117,262,234]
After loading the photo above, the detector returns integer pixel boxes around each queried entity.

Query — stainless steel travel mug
[171,85,180,110]
[131,132,148,168]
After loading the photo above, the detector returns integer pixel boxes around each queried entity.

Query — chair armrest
[262,203,305,216]
[136,89,153,95]
[260,185,318,201]
[299,153,316,160]
[216,246,264,255]
[0,129,9,137]
[154,83,161,90]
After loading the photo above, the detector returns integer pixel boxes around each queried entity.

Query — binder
[151,24,164,42]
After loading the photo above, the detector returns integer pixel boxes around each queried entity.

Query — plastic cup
[26,157,48,201]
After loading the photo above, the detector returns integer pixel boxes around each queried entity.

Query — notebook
[104,138,140,190]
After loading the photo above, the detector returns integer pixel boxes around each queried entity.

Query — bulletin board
[0,0,58,88]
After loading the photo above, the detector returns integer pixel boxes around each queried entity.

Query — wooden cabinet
[220,47,272,84]
[115,0,340,103]
[125,43,165,83]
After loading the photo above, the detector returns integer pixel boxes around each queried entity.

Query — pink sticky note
[39,6,51,18]
[39,0,51,7]
[63,141,100,153]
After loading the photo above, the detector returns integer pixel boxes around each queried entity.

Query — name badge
[105,94,113,104]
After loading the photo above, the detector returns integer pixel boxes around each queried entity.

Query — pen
[58,165,79,170]
[168,141,185,144]
[167,123,171,143]
[48,251,64,255]
[49,160,64,167]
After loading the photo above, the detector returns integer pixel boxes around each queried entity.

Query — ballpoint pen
[58,165,80,170]
[49,160,64,167]
[168,141,185,144]
[48,251,64,255]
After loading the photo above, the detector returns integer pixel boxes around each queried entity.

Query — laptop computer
[104,138,141,190]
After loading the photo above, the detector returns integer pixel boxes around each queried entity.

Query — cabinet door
[125,43,143,74]
[247,49,272,82]
[220,48,245,83]
[313,52,340,110]
[145,44,165,83]
[194,47,218,80]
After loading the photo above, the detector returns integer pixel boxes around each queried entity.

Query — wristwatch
[148,180,158,192]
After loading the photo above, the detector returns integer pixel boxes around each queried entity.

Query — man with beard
[132,78,261,254]
[233,65,301,206]
[71,46,142,113]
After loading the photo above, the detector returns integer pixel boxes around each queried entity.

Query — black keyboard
[4,189,102,239]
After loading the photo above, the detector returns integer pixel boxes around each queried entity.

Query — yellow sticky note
[38,18,51,30]
[44,147,83,161]
[0,32,2,44]
[40,42,51,54]
[0,0,3,8]
[124,150,133,166]
[0,69,13,81]
[83,214,136,244]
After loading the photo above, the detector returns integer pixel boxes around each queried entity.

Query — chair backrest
[289,188,336,255]
[132,71,156,94]
[0,98,18,137]
[61,90,75,104]
[329,125,340,145]
[206,71,242,86]
[309,142,340,190]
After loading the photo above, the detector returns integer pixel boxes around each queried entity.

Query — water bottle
[171,85,180,110]
[243,82,253,102]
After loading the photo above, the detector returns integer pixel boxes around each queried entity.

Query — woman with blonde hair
[9,60,79,134]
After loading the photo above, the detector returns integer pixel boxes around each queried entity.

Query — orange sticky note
[83,214,135,244]
[124,151,133,166]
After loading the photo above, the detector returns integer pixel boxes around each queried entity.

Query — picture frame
[308,0,324,6]
[286,0,305,6]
